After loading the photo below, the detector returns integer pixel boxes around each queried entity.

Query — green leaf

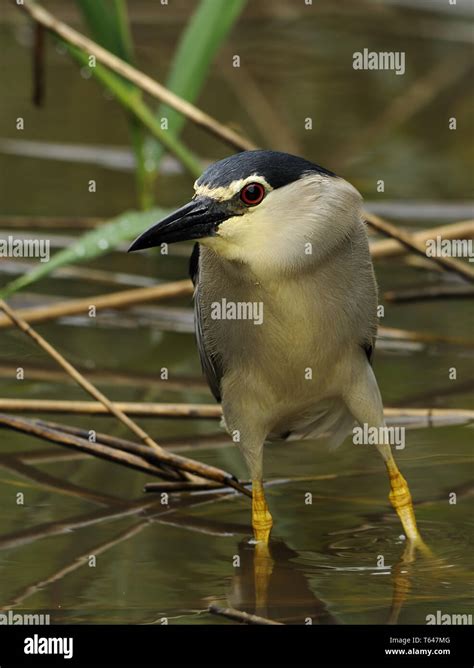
[146,0,247,167]
[75,0,154,207]
[65,43,202,177]
[75,0,135,69]
[0,208,167,299]
[74,0,247,196]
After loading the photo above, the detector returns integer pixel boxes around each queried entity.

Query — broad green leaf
[75,0,134,64]
[75,0,154,208]
[146,0,247,166]
[0,208,167,299]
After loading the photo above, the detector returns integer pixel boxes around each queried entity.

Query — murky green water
[0,1,472,625]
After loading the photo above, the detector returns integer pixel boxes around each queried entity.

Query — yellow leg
[386,457,430,554]
[252,479,273,543]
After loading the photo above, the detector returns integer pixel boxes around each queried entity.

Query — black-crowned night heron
[129,150,423,549]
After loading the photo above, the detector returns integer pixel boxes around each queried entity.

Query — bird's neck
[199,220,369,288]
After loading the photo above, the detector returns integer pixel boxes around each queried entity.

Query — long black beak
[128,197,228,252]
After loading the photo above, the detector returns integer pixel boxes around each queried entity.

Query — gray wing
[189,244,223,402]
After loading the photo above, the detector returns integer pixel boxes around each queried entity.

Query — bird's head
[128,150,363,276]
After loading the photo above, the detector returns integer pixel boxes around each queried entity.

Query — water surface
[0,0,472,624]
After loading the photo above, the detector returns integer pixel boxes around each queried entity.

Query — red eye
[240,182,265,206]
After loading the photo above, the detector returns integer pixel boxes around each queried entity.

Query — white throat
[201,174,364,279]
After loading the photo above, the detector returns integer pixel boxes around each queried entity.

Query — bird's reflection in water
[226,536,437,624]
[388,538,435,625]
[227,539,339,624]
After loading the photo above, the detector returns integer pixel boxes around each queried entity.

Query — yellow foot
[386,460,430,555]
[252,479,273,543]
